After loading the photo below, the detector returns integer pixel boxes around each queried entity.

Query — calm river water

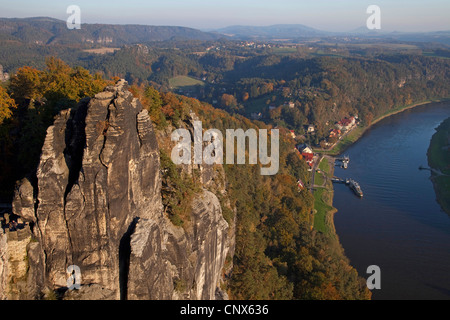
[333,102,450,300]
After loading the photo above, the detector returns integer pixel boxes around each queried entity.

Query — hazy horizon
[1,0,449,33]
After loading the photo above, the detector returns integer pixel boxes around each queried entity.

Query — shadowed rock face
[5,80,231,300]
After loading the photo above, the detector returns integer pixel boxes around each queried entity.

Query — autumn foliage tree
[0,57,110,201]
[0,86,17,198]
[0,86,16,125]
[220,93,240,112]
[9,66,43,104]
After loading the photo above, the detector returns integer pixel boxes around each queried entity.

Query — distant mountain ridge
[1,17,449,46]
[213,23,450,45]
[0,17,222,45]
[215,24,329,39]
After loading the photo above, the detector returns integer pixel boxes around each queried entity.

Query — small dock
[331,177,346,183]
[418,165,447,176]
[335,155,350,169]
[331,177,351,184]
[331,176,363,197]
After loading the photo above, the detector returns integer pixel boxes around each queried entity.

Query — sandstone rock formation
[0,65,9,82]
[0,229,8,300]
[1,80,232,300]
[127,190,229,300]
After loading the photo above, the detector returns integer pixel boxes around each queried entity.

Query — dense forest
[2,35,448,146]
[104,45,450,147]
[0,59,370,299]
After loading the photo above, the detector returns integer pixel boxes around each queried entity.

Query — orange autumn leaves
[0,85,16,125]
[9,57,109,106]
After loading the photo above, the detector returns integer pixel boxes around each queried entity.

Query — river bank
[331,102,450,299]
[313,98,450,235]
[311,99,450,299]
[312,156,337,237]
[315,98,450,156]
[427,116,450,215]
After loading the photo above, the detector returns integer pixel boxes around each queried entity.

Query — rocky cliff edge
[1,80,231,300]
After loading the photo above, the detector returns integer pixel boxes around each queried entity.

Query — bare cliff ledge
[1,80,231,300]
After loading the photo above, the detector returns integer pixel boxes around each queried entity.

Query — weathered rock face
[0,65,9,82]
[0,225,39,300]
[127,190,230,300]
[0,229,8,300]
[26,80,162,297]
[4,80,231,300]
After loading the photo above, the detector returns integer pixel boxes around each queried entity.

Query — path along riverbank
[315,98,450,156]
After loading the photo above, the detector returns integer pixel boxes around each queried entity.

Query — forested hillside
[3,35,448,146]
[0,59,370,299]
[0,17,221,45]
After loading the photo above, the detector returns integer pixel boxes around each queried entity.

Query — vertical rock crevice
[63,99,89,201]
[119,217,139,300]
[5,79,233,300]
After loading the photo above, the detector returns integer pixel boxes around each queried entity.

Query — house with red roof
[336,116,356,131]
[297,143,314,167]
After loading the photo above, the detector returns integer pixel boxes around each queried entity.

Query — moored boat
[349,179,363,197]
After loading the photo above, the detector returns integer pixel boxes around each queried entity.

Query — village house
[297,179,304,190]
[297,143,313,154]
[329,128,341,138]
[320,140,332,148]
[296,143,314,167]
[289,130,296,139]
[284,101,295,109]
[336,116,356,131]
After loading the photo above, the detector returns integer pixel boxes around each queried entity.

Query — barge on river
[348,179,363,197]
[331,177,363,197]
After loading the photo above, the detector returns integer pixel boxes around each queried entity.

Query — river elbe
[333,102,450,300]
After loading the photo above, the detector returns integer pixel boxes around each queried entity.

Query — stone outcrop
[127,190,229,300]
[0,224,40,300]
[2,80,232,300]
[0,65,9,82]
[0,229,8,300]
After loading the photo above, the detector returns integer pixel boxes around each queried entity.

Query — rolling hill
[0,17,223,46]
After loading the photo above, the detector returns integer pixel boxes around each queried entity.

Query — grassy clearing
[272,47,297,55]
[243,95,271,114]
[169,75,204,90]
[313,157,337,237]
[242,92,287,115]
[82,47,120,54]
[313,188,336,237]
[315,157,330,186]
[315,172,325,186]
[319,156,331,174]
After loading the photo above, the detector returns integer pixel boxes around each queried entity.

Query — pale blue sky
[1,0,449,32]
